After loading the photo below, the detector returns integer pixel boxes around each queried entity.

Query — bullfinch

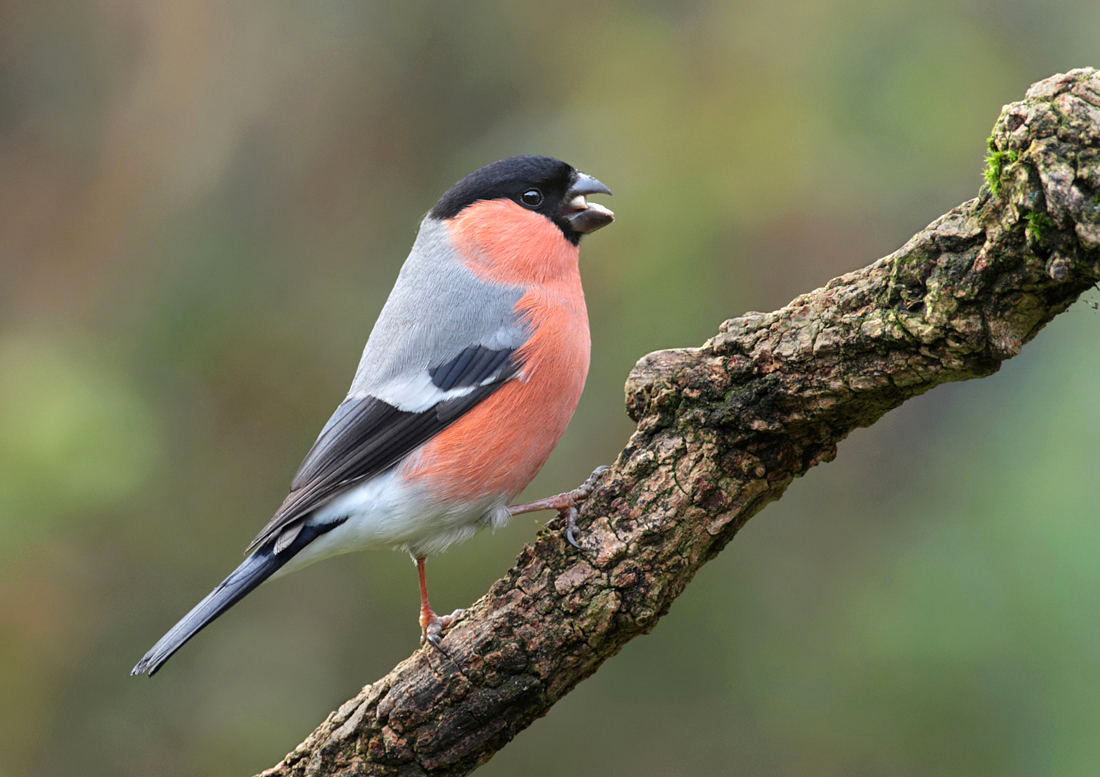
[132,155,614,676]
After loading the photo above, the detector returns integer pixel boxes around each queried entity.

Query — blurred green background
[1,1,1098,775]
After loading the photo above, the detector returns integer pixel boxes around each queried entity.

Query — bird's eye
[520,188,543,208]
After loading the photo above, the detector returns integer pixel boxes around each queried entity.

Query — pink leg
[417,557,464,652]
[509,466,608,548]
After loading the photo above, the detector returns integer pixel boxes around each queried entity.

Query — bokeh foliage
[0,1,1097,775]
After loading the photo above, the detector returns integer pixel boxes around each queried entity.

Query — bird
[131,155,614,676]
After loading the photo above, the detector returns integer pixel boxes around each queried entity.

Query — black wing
[247,346,520,553]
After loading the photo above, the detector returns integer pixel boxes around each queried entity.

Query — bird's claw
[576,465,610,499]
[557,465,609,549]
[509,465,610,548]
[420,607,465,653]
[563,506,582,549]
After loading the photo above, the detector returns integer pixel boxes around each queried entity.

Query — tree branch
[259,69,1100,777]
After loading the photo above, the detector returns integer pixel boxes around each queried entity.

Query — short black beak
[563,171,614,234]
[567,172,612,199]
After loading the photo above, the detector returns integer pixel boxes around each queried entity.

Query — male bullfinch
[132,156,613,676]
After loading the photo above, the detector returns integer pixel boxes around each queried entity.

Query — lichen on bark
[260,69,1100,777]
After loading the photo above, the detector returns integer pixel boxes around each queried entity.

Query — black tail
[131,523,331,676]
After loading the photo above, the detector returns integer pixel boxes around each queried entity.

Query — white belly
[274,470,511,576]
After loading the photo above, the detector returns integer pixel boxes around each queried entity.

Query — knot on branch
[986,67,1100,277]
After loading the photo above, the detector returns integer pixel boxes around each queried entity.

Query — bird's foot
[510,465,610,548]
[420,607,466,653]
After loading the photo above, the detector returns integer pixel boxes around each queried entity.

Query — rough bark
[259,69,1100,777]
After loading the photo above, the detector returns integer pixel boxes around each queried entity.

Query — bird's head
[429,156,613,245]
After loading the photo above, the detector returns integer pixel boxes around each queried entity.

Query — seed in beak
[564,195,588,214]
